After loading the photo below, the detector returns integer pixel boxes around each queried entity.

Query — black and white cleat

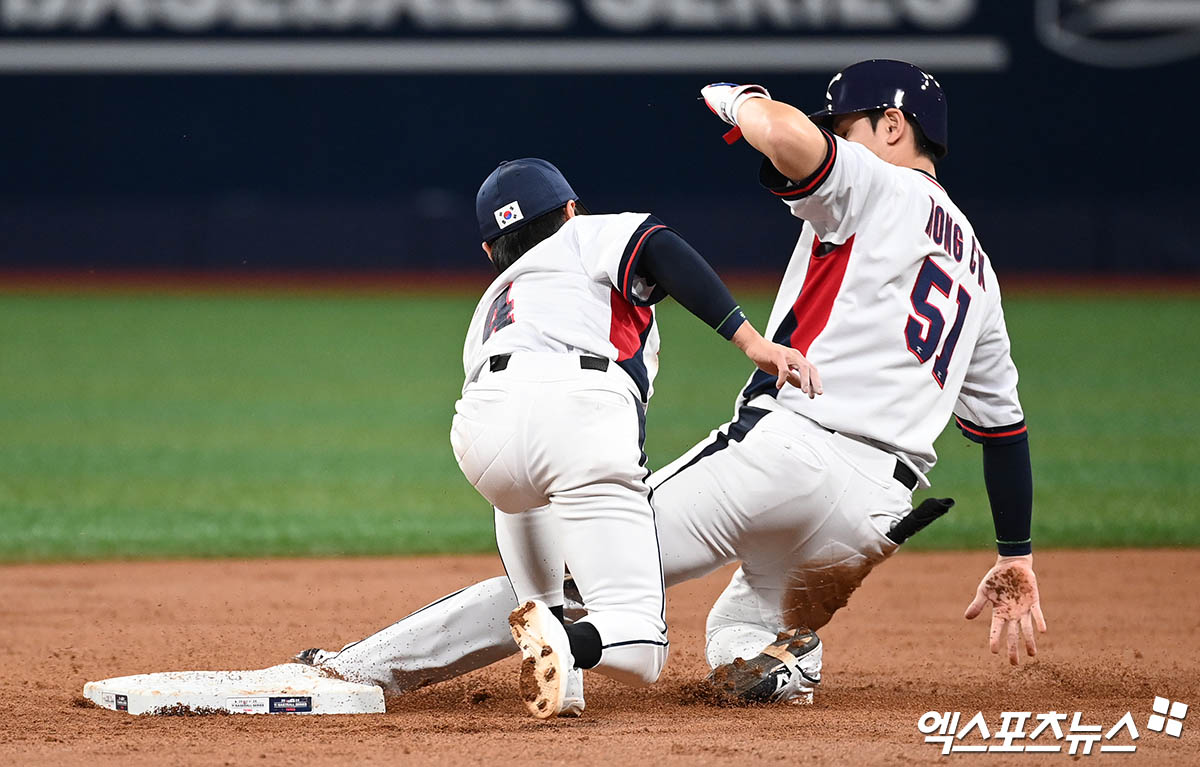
[706,628,822,705]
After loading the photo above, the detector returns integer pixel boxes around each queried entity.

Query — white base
[83,663,385,715]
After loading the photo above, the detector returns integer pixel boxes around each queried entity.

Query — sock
[564,622,602,669]
[549,604,565,623]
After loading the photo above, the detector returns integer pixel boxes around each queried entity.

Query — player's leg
[646,408,763,587]
[702,486,903,704]
[702,565,824,704]
[307,505,556,693]
[552,478,668,686]
[543,379,669,687]
[315,575,520,693]
[450,372,590,718]
[295,402,734,698]
[701,412,913,701]
[301,401,807,697]
[652,406,847,669]
[704,567,787,667]
[493,503,564,610]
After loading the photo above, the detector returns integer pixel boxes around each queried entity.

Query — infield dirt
[2,550,1197,765]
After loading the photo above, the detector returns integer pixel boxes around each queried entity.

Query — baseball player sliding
[296,60,1044,712]
[456,158,817,718]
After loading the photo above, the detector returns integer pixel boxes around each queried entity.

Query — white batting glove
[700,83,771,127]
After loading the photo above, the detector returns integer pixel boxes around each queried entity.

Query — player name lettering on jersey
[925,196,986,291]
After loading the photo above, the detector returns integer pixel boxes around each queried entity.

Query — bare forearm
[729,320,761,352]
[736,99,829,181]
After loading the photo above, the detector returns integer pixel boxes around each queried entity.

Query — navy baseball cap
[476,158,579,243]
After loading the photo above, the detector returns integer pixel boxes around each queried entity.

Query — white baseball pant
[322,394,910,691]
[450,352,668,686]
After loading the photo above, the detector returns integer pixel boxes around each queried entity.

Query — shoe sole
[508,602,568,720]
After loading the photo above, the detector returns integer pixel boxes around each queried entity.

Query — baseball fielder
[297,61,1044,711]
[455,158,817,718]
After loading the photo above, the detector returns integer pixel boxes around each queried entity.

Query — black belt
[893,461,918,491]
[489,354,609,373]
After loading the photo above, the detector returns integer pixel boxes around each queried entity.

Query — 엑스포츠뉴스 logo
[494,201,524,231]
[918,696,1188,756]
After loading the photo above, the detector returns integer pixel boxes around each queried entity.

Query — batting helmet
[808,59,948,159]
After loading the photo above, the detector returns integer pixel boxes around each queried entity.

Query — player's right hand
[700,83,771,127]
[756,341,822,398]
[964,554,1047,665]
[730,323,821,397]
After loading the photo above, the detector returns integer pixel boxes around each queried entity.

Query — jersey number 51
[905,257,971,389]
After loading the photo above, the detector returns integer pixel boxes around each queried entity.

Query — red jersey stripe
[789,235,854,354]
[610,288,654,362]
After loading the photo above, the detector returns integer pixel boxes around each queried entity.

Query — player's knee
[594,643,667,686]
[623,646,668,686]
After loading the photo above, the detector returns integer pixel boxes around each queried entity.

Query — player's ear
[884,108,906,148]
[482,241,493,261]
[564,200,578,220]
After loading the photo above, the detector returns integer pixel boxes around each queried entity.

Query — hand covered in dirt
[964,554,1047,665]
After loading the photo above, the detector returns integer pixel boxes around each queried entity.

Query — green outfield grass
[0,289,1196,561]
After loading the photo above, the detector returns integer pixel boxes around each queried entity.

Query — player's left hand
[964,554,1047,665]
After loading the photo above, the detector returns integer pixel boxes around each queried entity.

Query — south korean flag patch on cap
[494,201,524,231]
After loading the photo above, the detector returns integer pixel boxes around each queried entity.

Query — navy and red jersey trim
[914,168,945,193]
[617,216,670,307]
[759,128,837,199]
[609,289,655,402]
[956,416,1028,445]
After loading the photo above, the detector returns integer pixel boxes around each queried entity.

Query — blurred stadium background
[1,0,1197,560]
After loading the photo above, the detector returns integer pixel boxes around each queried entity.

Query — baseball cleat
[293,647,335,667]
[706,628,822,705]
[508,600,575,720]
[559,667,585,717]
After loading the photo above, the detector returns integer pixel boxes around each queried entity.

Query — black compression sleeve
[635,228,746,339]
[982,434,1034,556]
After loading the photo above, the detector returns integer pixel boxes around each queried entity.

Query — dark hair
[863,108,939,163]
[488,201,586,273]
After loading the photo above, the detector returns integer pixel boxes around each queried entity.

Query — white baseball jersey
[462,212,665,402]
[742,131,1025,477]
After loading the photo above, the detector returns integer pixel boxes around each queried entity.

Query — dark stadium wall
[0,2,1196,274]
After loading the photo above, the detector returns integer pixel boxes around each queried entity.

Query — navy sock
[564,622,602,669]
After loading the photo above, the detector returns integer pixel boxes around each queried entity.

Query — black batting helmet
[808,59,948,159]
